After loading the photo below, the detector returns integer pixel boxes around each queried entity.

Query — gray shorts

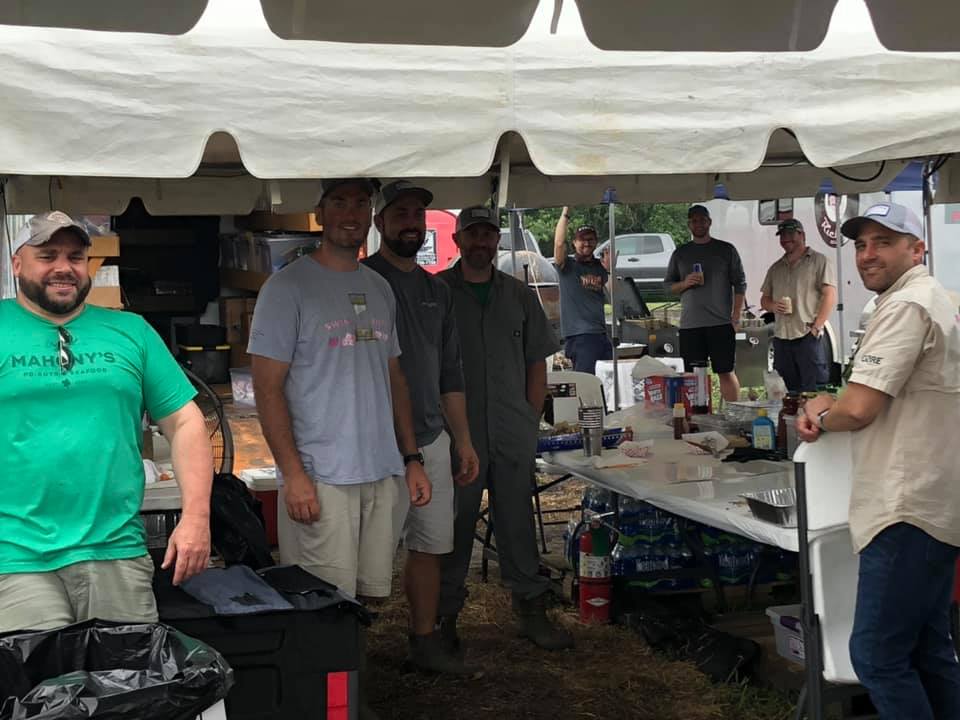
[0,555,157,634]
[393,430,455,555]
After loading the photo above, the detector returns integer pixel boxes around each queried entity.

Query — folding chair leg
[481,513,494,583]
[531,474,549,554]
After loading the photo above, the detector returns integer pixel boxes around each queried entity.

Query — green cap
[776,218,804,235]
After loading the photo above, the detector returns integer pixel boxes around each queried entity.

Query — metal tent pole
[795,460,825,720]
[923,158,936,276]
[604,187,619,411]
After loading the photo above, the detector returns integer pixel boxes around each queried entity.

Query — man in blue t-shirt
[553,207,611,374]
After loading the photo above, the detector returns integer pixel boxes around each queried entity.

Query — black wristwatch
[403,452,424,466]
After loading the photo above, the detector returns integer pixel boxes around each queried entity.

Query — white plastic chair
[793,432,861,719]
[546,370,606,424]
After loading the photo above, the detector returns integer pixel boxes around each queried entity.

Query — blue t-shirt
[556,256,608,338]
[248,256,404,485]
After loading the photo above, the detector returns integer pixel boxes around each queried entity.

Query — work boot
[409,631,479,675]
[438,614,464,659]
[513,593,575,651]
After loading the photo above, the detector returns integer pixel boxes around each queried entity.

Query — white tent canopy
[0,0,958,214]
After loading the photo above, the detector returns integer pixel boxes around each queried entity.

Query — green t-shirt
[0,300,196,573]
[464,279,493,306]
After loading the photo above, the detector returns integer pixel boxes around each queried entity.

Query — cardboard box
[220,297,256,367]
[643,374,712,414]
[88,233,120,277]
[237,212,323,233]
[90,233,120,257]
[93,265,120,287]
[87,286,123,309]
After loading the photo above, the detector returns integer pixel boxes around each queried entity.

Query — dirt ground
[364,479,797,720]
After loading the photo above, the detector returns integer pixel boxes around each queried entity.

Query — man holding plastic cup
[759,218,837,392]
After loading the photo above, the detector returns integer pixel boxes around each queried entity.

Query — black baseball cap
[687,204,710,218]
[318,178,379,202]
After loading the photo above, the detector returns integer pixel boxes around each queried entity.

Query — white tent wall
[0,0,958,217]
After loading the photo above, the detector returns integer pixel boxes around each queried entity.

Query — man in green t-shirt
[0,211,213,633]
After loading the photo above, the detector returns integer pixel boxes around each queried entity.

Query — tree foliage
[503,203,692,256]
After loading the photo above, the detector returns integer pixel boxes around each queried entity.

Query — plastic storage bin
[766,603,804,665]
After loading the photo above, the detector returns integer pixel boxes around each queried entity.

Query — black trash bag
[210,473,274,570]
[0,619,233,720]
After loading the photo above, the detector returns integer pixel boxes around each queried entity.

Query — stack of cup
[579,406,604,457]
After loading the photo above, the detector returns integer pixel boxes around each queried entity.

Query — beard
[463,247,496,271]
[19,273,91,316]
[382,228,425,259]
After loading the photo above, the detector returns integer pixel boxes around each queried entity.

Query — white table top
[542,438,814,552]
[141,480,183,512]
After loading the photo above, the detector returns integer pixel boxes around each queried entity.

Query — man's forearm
[389,368,419,456]
[526,360,548,414]
[553,209,569,266]
[256,389,308,479]
[733,293,745,320]
[814,286,838,328]
[440,392,472,448]
[163,408,213,520]
[669,281,687,296]
[760,294,775,313]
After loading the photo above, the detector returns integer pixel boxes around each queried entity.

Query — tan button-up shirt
[760,248,836,340]
[847,265,960,553]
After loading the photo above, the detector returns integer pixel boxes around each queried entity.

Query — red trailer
[416,209,459,274]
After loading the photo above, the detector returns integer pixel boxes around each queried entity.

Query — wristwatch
[816,409,830,432]
[403,452,425,466]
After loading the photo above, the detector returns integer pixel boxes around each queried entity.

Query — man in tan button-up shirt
[760,219,837,392]
[797,202,960,719]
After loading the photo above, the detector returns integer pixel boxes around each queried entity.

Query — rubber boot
[513,593,574,650]
[409,631,479,675]
[438,614,464,659]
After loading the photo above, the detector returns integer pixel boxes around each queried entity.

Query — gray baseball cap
[318,178,378,203]
[456,206,499,232]
[13,211,91,254]
[375,180,433,215]
[841,202,923,241]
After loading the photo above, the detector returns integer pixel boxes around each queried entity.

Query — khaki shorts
[393,431,455,555]
[0,555,157,634]
[277,476,399,599]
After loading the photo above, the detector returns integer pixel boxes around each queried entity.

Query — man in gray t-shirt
[664,204,747,401]
[363,181,480,675]
[553,207,611,374]
[249,178,430,606]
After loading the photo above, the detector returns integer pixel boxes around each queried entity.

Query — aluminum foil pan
[741,487,797,527]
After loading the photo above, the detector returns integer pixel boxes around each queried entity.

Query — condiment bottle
[673,402,687,440]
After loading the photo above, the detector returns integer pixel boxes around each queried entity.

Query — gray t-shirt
[555,256,608,338]
[664,238,747,329]
[247,256,403,485]
[362,253,464,448]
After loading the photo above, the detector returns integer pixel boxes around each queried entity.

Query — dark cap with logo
[574,225,598,239]
[375,180,433,215]
[318,178,379,203]
[776,219,804,235]
[13,211,91,254]
[456,206,499,232]
[840,201,923,241]
[687,204,710,218]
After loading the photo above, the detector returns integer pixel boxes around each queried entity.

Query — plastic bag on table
[0,620,233,720]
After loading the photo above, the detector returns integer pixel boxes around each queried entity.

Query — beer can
[693,263,703,274]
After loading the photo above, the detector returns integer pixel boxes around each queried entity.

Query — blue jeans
[564,333,612,375]
[849,523,960,719]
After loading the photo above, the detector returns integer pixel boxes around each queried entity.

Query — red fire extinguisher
[578,520,612,624]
